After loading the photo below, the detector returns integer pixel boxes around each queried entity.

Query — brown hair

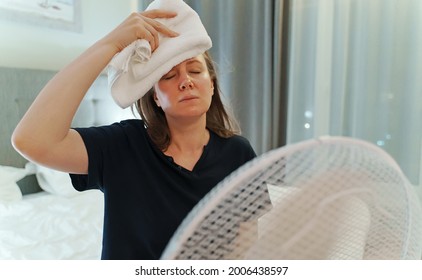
[135,51,240,151]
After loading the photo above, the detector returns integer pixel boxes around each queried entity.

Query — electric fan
[161,136,422,259]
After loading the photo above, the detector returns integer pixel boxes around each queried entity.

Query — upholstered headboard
[0,67,134,194]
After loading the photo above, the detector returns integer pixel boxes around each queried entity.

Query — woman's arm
[12,10,178,174]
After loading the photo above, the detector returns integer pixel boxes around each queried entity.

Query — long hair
[135,51,240,151]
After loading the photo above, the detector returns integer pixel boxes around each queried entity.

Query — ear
[152,85,161,107]
[153,92,161,107]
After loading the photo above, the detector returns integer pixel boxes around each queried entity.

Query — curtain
[138,0,286,155]
[286,0,422,187]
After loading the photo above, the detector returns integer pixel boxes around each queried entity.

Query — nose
[179,78,194,91]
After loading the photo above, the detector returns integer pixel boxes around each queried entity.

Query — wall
[0,0,138,70]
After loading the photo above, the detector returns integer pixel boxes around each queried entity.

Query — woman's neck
[166,119,209,153]
[164,118,210,171]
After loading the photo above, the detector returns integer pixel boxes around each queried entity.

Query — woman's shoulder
[73,119,147,145]
[101,119,146,134]
[114,118,145,128]
[230,134,252,145]
[215,133,252,146]
[211,132,256,157]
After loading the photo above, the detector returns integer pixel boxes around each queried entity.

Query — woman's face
[154,54,214,121]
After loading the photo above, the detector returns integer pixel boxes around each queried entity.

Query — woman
[12,10,256,259]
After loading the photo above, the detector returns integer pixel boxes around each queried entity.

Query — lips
[180,95,199,102]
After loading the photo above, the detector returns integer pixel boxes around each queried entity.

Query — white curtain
[286,0,422,188]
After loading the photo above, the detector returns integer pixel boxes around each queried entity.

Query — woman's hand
[101,10,179,54]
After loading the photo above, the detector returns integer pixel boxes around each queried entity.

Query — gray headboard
[0,67,134,194]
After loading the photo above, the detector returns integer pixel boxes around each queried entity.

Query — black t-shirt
[70,119,256,260]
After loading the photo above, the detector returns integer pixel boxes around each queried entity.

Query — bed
[0,186,104,259]
[0,67,132,259]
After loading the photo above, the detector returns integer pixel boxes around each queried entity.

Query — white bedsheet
[0,190,104,260]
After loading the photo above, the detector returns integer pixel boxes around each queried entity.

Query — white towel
[108,0,213,108]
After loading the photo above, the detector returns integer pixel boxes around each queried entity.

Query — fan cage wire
[161,136,422,260]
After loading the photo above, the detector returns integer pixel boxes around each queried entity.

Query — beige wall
[0,0,137,70]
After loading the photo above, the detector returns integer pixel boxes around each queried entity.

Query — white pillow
[0,165,28,203]
[26,162,80,197]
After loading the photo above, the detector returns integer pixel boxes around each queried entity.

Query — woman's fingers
[141,10,179,37]
[143,23,159,51]
[138,11,179,51]
[104,10,179,53]
[141,9,177,19]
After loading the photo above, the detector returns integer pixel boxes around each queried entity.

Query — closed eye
[189,68,203,74]
[162,74,175,80]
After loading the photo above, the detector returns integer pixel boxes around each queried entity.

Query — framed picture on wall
[0,0,82,32]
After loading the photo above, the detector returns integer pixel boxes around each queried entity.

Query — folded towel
[108,0,213,108]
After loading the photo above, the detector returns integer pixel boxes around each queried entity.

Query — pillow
[26,162,80,197]
[0,165,28,203]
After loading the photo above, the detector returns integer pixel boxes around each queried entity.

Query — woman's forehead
[160,55,207,79]
[178,55,206,67]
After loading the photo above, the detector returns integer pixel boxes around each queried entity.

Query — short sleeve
[69,126,109,192]
[69,120,146,192]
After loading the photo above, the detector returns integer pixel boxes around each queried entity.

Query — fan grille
[162,137,422,260]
